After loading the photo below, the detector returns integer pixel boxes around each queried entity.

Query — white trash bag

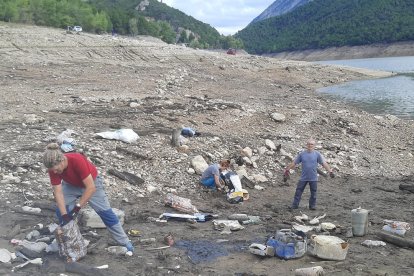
[95,129,139,143]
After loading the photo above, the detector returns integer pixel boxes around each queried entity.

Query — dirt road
[0,22,413,276]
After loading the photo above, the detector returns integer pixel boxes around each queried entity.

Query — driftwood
[399,184,414,193]
[11,208,49,217]
[373,186,396,193]
[65,262,110,276]
[377,231,414,249]
[170,128,181,147]
[145,245,170,251]
[116,146,152,160]
[32,201,57,211]
[107,169,145,186]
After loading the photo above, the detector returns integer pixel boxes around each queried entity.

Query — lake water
[316,56,414,120]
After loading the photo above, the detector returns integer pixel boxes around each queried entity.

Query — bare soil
[0,22,414,276]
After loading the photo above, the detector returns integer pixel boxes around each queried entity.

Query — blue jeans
[200,177,216,188]
[55,175,130,246]
[292,180,317,208]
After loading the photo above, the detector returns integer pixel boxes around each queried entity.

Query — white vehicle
[73,26,82,32]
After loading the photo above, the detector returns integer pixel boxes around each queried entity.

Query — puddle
[175,239,251,264]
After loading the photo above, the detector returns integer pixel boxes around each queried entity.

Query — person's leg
[88,176,131,249]
[309,181,318,209]
[200,177,216,188]
[55,181,82,224]
[292,181,307,208]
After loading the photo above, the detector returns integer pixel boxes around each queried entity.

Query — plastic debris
[12,257,42,272]
[22,206,41,214]
[95,129,139,143]
[26,230,40,240]
[19,240,48,253]
[249,243,275,257]
[213,220,244,231]
[164,233,174,246]
[0,248,13,263]
[164,193,199,214]
[295,212,309,223]
[320,222,336,231]
[309,213,327,225]
[295,266,324,276]
[106,246,132,256]
[382,220,410,236]
[361,240,386,247]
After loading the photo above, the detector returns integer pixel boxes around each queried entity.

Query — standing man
[284,139,334,210]
[42,143,134,252]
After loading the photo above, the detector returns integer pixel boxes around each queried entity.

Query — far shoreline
[262,41,414,62]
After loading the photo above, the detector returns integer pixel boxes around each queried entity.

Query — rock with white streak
[270,112,286,122]
[265,139,276,150]
[241,147,253,158]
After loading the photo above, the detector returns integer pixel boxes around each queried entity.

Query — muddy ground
[0,23,414,276]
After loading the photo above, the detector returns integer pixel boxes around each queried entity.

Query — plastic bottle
[351,207,369,236]
[106,246,128,255]
[295,266,324,276]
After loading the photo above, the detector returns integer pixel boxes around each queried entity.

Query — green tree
[178,30,188,43]
[1,1,18,22]
[128,17,138,35]
[158,21,176,43]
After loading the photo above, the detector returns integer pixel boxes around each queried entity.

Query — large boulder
[191,155,208,175]
[81,208,125,228]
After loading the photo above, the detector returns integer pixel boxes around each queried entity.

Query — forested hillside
[237,0,414,54]
[0,0,112,33]
[0,0,242,49]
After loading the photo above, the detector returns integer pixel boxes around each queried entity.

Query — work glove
[68,204,81,219]
[61,213,73,226]
[329,171,335,178]
[283,169,290,182]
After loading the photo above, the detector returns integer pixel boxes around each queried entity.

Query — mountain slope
[88,0,222,47]
[0,0,226,48]
[237,0,414,54]
[251,0,312,24]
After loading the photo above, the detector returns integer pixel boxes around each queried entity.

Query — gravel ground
[0,22,413,276]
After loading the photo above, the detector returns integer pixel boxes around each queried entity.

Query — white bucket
[308,235,349,261]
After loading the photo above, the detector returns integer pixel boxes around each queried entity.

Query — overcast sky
[161,0,274,35]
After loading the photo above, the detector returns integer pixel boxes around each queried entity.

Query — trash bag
[221,171,242,191]
[54,220,88,262]
[95,129,139,143]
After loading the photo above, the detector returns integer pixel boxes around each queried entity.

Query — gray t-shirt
[294,150,325,181]
[201,164,220,180]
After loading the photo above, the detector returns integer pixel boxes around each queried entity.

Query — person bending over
[42,143,134,252]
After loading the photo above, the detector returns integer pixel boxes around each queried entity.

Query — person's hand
[61,213,73,226]
[69,204,81,218]
[283,169,290,182]
[329,171,335,178]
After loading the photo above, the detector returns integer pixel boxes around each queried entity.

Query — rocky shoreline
[264,41,414,61]
[0,22,414,275]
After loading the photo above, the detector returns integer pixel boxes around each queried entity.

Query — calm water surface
[316,56,414,120]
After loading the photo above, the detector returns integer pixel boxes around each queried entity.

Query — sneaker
[125,241,134,252]
[309,206,317,210]
[288,205,298,211]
